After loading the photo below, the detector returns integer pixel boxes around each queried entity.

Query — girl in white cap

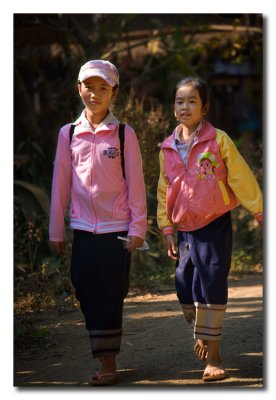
[49,60,147,385]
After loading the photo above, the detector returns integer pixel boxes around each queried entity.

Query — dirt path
[14,274,263,387]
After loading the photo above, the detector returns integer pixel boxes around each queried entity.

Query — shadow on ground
[14,275,263,388]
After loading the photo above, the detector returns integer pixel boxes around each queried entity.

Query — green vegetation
[14,15,263,348]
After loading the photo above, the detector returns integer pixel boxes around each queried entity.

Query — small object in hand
[117,236,150,251]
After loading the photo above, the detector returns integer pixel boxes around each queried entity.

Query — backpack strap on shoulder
[69,124,75,145]
[118,123,126,179]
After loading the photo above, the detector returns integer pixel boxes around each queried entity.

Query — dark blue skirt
[175,212,233,306]
[71,230,131,357]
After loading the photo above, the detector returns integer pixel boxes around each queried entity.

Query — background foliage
[14,14,263,319]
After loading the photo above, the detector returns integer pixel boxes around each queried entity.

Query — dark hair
[112,84,119,96]
[172,77,209,106]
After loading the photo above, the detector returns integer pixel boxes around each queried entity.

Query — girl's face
[78,76,114,117]
[174,84,208,132]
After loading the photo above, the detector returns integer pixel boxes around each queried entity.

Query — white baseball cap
[78,60,119,87]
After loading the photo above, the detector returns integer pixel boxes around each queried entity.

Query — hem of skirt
[194,332,222,341]
[92,348,121,358]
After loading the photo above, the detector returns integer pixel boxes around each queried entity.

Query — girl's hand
[126,236,144,252]
[258,221,263,230]
[165,234,178,260]
[50,241,65,256]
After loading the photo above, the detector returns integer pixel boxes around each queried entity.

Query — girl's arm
[123,126,147,240]
[157,150,177,259]
[157,150,175,234]
[49,126,72,243]
[51,241,65,256]
[217,130,263,223]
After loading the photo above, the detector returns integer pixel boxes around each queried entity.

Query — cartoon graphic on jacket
[49,110,147,241]
[157,120,263,234]
[196,151,219,180]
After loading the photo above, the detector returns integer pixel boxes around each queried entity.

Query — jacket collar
[73,109,119,135]
[174,120,203,143]
[162,120,217,149]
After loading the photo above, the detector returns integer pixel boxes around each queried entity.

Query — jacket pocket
[166,176,186,220]
[70,194,81,218]
[217,180,230,205]
[113,190,130,220]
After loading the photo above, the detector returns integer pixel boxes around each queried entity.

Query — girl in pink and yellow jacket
[157,77,262,382]
[49,60,147,386]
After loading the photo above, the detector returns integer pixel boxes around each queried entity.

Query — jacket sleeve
[217,130,263,223]
[157,150,174,235]
[49,126,72,241]
[124,126,147,239]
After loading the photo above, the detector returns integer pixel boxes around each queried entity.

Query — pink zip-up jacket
[49,111,147,241]
[157,121,263,234]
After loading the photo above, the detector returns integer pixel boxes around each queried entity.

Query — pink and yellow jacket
[49,111,147,241]
[157,121,263,235]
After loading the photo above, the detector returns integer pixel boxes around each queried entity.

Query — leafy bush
[13,15,263,351]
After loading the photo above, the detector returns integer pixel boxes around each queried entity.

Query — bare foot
[194,339,208,361]
[89,371,118,386]
[98,356,116,374]
[202,362,227,381]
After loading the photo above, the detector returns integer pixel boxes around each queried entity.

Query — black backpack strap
[118,123,125,179]
[69,124,75,144]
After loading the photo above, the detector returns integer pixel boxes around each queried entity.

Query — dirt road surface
[14,274,263,388]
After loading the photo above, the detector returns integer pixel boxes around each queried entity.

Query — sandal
[89,371,118,386]
[202,366,227,382]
